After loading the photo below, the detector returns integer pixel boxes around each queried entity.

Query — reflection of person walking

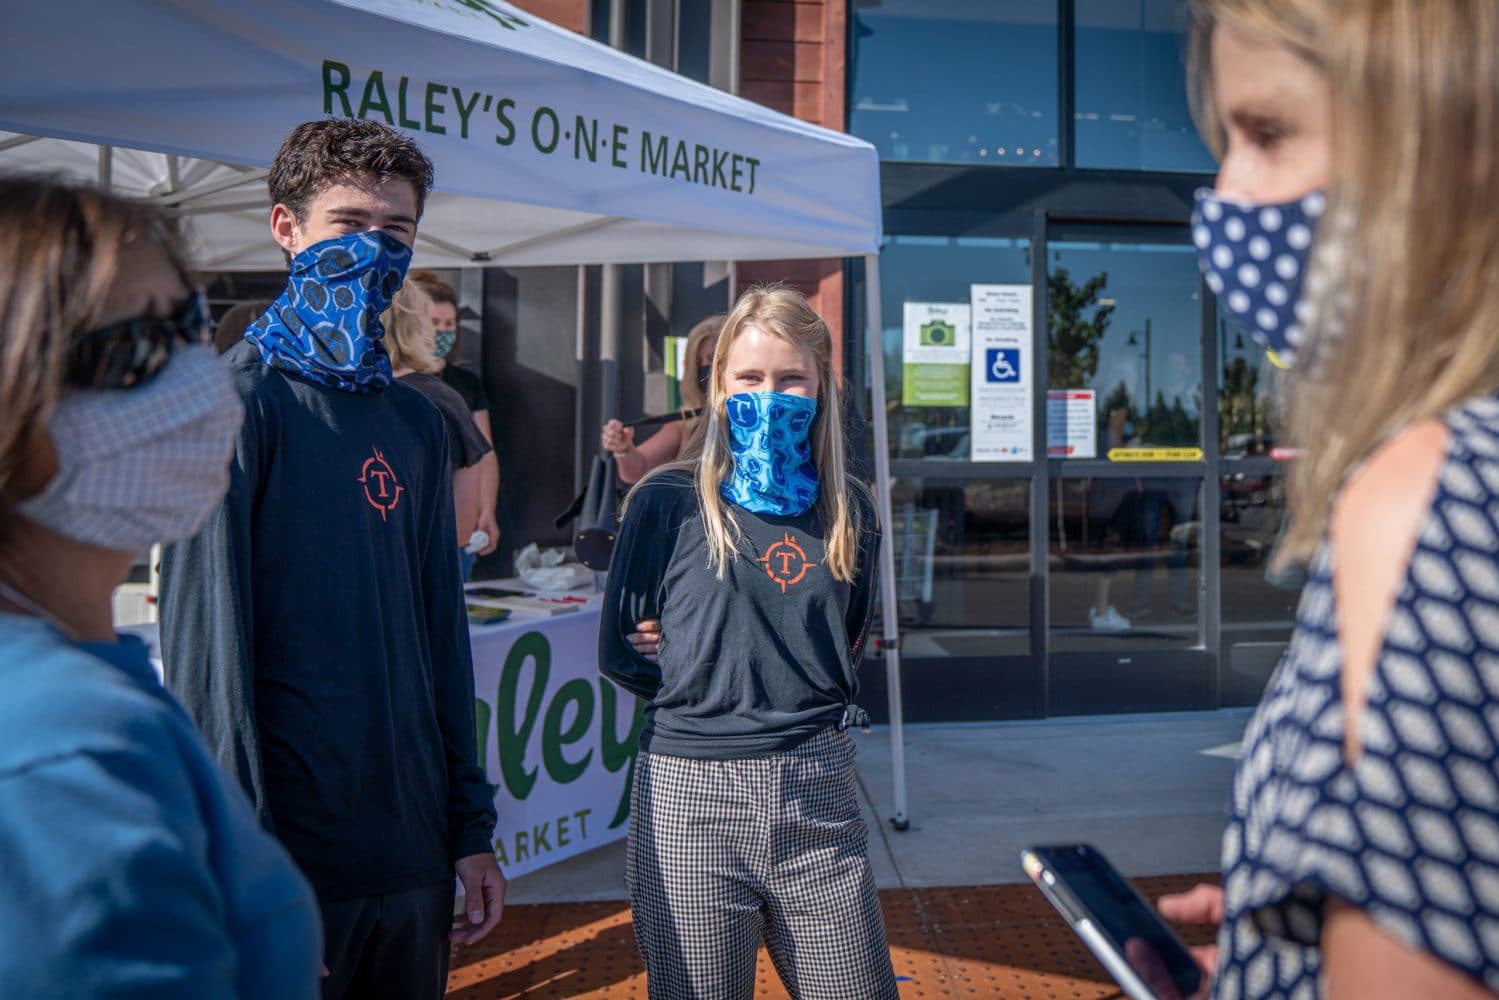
[600,286,898,1000]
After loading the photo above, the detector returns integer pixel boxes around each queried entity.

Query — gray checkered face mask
[17,345,243,551]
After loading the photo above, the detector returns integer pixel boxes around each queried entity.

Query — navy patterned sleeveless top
[1215,396,1499,999]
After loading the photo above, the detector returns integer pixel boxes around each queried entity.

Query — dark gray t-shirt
[599,470,880,759]
[398,372,491,470]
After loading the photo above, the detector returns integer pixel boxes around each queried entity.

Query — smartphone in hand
[1021,843,1204,1000]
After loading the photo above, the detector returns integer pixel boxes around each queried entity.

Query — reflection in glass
[1217,315,1283,455]
[1219,470,1296,701]
[1074,0,1215,173]
[1048,242,1203,454]
[1219,470,1296,627]
[876,478,1031,658]
[1049,476,1201,651]
[880,237,1032,461]
[849,0,1059,165]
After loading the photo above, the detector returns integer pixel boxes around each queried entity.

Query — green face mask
[433,329,457,359]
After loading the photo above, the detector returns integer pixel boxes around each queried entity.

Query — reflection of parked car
[1219,501,1284,565]
[900,422,970,458]
[1223,432,1276,458]
[1221,470,1281,509]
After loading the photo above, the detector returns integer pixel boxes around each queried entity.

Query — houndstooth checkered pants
[626,727,899,1000]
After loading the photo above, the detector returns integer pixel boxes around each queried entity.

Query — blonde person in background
[383,281,493,577]
[601,313,724,484]
[408,269,500,566]
[1141,2,1499,998]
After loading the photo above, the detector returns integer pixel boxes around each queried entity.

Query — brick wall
[508,0,587,34]
[737,0,848,372]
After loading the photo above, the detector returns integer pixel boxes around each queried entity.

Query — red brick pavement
[446,874,1220,999]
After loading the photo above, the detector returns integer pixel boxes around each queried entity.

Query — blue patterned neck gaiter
[720,391,820,516]
[245,231,412,393]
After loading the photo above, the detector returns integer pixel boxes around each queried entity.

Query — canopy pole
[601,0,625,430]
[97,145,113,194]
[574,265,590,494]
[864,252,908,831]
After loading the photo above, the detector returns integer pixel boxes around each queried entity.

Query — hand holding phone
[1021,844,1209,1000]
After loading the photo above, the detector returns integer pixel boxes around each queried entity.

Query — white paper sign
[1047,389,1098,459]
[969,284,1033,461]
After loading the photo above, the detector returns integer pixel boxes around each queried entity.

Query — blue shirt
[0,612,322,997]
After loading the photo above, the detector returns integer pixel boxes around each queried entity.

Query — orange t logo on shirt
[358,447,404,521]
[759,532,815,594]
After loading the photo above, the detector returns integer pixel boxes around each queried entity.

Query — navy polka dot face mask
[1192,188,1326,368]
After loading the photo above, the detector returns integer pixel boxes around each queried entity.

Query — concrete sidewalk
[506,709,1251,904]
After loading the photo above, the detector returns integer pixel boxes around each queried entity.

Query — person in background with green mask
[408,268,500,575]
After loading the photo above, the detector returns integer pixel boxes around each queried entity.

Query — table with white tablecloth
[465,585,643,878]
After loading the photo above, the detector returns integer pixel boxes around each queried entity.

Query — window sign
[664,335,687,410]
[902,302,971,407]
[970,284,1033,461]
[1047,389,1097,458]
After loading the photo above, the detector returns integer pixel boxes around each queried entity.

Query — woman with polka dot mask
[1134,3,1499,1000]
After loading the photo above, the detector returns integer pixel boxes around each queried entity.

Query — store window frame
[1034,214,1223,713]
[848,188,1238,720]
[850,0,1207,174]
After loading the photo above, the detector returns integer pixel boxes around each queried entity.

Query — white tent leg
[97,144,113,194]
[864,253,908,831]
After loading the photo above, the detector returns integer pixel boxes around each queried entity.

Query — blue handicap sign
[986,348,1021,383]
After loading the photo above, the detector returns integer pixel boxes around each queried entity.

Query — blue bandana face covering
[433,329,457,359]
[1193,187,1325,368]
[245,230,412,393]
[720,391,820,516]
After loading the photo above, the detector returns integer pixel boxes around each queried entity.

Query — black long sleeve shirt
[599,470,880,759]
[159,341,496,902]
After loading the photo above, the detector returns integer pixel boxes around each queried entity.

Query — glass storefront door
[1042,229,1214,713]
[855,217,1294,721]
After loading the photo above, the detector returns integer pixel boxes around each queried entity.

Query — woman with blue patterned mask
[1142,4,1499,1000]
[600,285,898,999]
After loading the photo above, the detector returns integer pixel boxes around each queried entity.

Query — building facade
[490,0,1293,721]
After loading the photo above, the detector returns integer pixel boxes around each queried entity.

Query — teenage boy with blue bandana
[158,119,503,999]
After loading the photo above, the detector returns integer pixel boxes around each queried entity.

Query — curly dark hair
[268,119,435,222]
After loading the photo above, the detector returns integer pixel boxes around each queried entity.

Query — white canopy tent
[0,0,910,827]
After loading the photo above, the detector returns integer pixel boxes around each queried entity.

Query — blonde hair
[678,313,724,410]
[633,284,869,583]
[0,177,190,520]
[1190,0,1499,567]
[381,280,439,374]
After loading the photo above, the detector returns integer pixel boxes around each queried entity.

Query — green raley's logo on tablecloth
[920,319,956,347]
[473,631,646,868]
[322,59,764,196]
